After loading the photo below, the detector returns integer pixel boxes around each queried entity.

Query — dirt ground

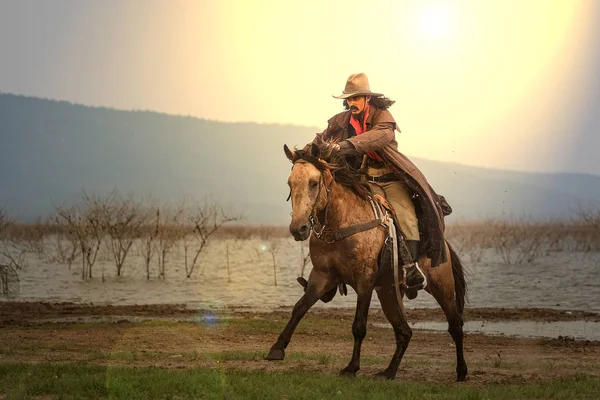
[1,301,599,386]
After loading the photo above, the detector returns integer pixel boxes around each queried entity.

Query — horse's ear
[311,142,321,159]
[283,144,295,162]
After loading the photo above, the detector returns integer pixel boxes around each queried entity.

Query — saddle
[368,183,416,287]
[297,183,415,304]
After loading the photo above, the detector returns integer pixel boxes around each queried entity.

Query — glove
[338,140,354,152]
[329,140,354,152]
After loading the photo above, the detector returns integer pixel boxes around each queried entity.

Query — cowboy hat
[332,73,383,99]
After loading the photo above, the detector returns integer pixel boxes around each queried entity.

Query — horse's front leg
[265,269,334,361]
[340,286,373,377]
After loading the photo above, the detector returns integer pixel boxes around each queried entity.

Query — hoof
[457,366,468,382]
[339,367,357,377]
[374,370,396,380]
[264,347,285,361]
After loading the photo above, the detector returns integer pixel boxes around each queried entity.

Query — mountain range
[1,92,599,224]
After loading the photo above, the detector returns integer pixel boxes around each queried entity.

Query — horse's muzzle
[289,223,310,241]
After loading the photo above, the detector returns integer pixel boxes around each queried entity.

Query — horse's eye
[310,181,318,189]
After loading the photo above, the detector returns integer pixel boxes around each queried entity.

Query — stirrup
[403,262,427,291]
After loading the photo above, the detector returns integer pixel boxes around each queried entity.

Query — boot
[404,240,427,300]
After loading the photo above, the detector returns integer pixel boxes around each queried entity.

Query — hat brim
[332,90,383,99]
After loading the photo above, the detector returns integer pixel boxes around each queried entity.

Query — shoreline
[1,300,599,387]
[1,301,599,326]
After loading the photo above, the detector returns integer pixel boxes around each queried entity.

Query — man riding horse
[305,73,452,299]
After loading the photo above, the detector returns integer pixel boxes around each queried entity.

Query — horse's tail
[447,241,469,315]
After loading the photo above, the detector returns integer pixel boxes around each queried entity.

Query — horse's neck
[326,181,372,228]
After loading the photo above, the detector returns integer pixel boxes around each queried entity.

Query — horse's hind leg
[339,285,373,377]
[373,285,412,380]
[447,308,467,382]
[426,264,468,381]
[265,269,334,361]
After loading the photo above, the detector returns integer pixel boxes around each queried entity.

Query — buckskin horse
[265,142,468,382]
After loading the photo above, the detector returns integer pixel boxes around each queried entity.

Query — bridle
[287,165,333,242]
[288,161,385,244]
[308,171,333,241]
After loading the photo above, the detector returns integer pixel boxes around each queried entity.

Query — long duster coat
[311,105,450,266]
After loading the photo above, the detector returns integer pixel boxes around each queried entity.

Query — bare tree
[79,191,108,278]
[101,193,144,276]
[0,209,26,270]
[176,200,195,279]
[0,209,25,297]
[54,205,92,280]
[154,204,185,279]
[225,239,243,283]
[46,219,80,268]
[186,202,242,278]
[266,237,281,286]
[136,203,160,280]
[0,263,19,297]
[53,191,106,280]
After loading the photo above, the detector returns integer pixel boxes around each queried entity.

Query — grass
[0,362,599,400]
[222,314,384,341]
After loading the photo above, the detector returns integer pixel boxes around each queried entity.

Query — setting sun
[417,3,454,42]
[1,0,598,174]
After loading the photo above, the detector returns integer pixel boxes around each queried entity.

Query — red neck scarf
[349,105,383,161]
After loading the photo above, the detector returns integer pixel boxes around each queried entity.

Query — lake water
[377,320,600,341]
[7,237,600,314]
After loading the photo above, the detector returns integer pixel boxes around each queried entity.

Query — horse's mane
[292,142,372,200]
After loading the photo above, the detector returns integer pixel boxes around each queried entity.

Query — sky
[1,0,599,175]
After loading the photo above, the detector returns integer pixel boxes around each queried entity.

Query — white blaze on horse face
[288,162,323,238]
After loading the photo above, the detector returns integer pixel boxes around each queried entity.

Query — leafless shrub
[446,218,584,264]
[575,203,600,252]
[9,218,47,259]
[0,263,20,297]
[544,221,568,253]
[0,209,24,297]
[216,224,288,240]
[445,221,493,263]
[41,215,79,268]
[577,203,600,231]
[0,209,27,271]
[485,218,546,264]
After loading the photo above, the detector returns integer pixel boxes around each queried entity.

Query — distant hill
[1,92,599,224]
